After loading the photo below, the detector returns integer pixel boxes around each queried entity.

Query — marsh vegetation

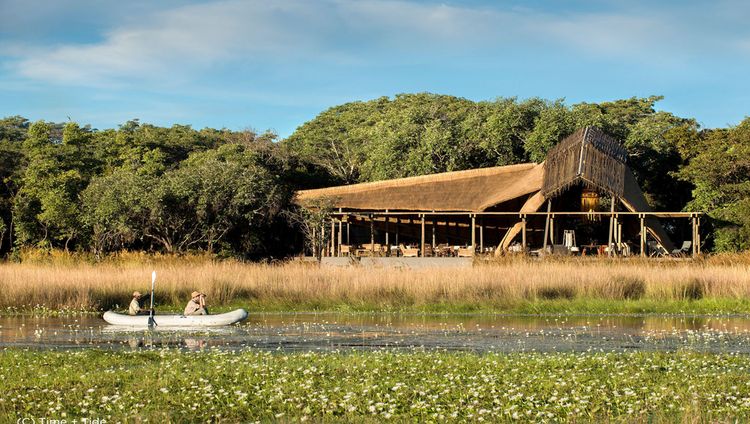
[2,254,750,314]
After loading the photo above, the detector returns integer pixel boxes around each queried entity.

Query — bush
[604,276,647,300]
[536,285,576,300]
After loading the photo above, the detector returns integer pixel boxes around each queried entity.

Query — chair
[399,244,419,258]
[648,241,668,257]
[457,247,474,257]
[436,243,451,257]
[563,230,579,254]
[672,241,692,256]
[340,245,351,257]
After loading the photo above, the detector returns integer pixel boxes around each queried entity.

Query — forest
[0,93,748,259]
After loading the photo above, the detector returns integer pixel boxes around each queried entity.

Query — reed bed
[2,255,750,313]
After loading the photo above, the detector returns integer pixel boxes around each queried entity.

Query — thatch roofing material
[542,127,627,198]
[295,163,543,212]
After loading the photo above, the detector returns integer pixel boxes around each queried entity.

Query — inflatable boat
[102,309,248,327]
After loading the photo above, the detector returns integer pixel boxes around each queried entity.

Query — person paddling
[128,291,145,315]
[184,291,208,316]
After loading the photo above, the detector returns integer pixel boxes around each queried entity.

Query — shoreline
[6,297,750,317]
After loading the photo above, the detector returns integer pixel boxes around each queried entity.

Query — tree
[141,144,288,255]
[81,167,153,255]
[679,118,750,251]
[14,121,97,250]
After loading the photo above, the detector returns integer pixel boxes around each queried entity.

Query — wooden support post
[420,214,426,257]
[696,217,701,255]
[550,214,555,246]
[385,216,390,253]
[542,200,552,251]
[471,214,476,252]
[321,223,326,257]
[395,217,399,247]
[607,198,616,257]
[346,222,350,245]
[521,215,527,252]
[431,220,436,249]
[639,214,646,257]
[331,220,336,257]
[370,215,375,255]
[338,220,342,257]
[691,216,697,257]
[617,218,622,245]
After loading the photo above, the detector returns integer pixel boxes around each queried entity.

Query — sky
[0,0,748,138]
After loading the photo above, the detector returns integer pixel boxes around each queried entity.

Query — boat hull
[102,309,248,327]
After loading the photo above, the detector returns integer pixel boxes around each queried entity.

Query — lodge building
[295,127,701,260]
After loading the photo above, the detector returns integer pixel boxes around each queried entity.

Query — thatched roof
[295,163,544,212]
[542,127,627,198]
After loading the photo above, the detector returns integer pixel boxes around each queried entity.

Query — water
[3,313,750,353]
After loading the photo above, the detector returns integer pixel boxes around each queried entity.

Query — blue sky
[1,0,748,137]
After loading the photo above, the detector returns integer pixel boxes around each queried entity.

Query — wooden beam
[370,215,374,254]
[639,214,645,257]
[692,216,697,257]
[385,216,390,252]
[432,220,436,249]
[550,214,555,246]
[331,220,336,257]
[338,219,342,257]
[697,217,701,255]
[521,215,527,252]
[542,200,551,251]
[321,223,326,257]
[608,198,616,257]
[471,214,476,251]
[395,217,399,247]
[420,214,426,257]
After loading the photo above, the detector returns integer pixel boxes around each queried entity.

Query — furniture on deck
[457,247,475,257]
[563,230,579,254]
[356,243,385,257]
[648,241,669,257]
[399,244,419,257]
[436,244,452,257]
[672,241,692,257]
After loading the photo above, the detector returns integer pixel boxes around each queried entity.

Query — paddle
[148,270,157,327]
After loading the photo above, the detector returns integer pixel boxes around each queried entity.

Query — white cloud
[7,0,749,87]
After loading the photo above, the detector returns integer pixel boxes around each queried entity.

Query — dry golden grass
[2,252,750,312]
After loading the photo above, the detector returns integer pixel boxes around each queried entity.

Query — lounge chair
[671,241,692,257]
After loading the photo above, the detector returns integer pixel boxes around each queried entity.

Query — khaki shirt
[184,300,206,316]
[128,298,141,315]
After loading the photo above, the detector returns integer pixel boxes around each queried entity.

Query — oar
[148,270,157,327]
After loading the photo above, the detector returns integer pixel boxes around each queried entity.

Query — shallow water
[3,313,750,353]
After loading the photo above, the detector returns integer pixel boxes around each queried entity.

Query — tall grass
[2,253,750,313]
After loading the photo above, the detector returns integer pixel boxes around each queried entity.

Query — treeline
[0,118,299,258]
[1,93,749,257]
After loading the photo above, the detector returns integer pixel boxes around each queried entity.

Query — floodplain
[4,256,750,422]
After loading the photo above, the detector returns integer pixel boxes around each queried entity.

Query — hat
[133,291,142,297]
[191,291,203,298]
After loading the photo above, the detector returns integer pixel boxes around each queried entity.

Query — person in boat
[184,291,208,316]
[128,291,143,315]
